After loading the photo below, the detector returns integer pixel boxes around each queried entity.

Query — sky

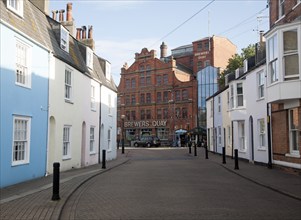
[49,0,270,85]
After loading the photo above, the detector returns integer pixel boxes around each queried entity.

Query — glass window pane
[284,30,297,52]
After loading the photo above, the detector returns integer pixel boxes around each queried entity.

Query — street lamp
[121,114,125,154]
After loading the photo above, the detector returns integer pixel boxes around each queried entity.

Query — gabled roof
[1,0,117,90]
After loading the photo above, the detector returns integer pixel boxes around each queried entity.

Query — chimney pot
[160,42,168,58]
[59,9,65,22]
[66,3,73,22]
[88,26,93,39]
[82,26,87,39]
[76,28,82,40]
[52,10,58,21]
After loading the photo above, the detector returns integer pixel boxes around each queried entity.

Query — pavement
[0,147,300,220]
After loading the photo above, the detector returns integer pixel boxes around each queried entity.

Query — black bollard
[52,162,60,201]
[122,139,125,154]
[205,146,208,159]
[189,143,192,154]
[222,147,226,164]
[194,144,197,156]
[234,149,239,170]
[102,149,106,169]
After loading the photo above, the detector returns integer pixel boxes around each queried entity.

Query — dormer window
[105,61,111,81]
[7,0,23,17]
[60,25,69,53]
[86,47,93,70]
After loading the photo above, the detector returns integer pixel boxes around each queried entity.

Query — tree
[219,44,255,89]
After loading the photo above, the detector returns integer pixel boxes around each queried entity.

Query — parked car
[133,136,161,148]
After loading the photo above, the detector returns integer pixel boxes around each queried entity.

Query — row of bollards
[188,145,239,170]
[51,150,108,201]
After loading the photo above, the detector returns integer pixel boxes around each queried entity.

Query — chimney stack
[52,10,58,21]
[76,28,82,40]
[59,9,65,22]
[88,26,93,39]
[160,42,167,58]
[259,30,265,44]
[82,26,87,39]
[66,3,72,22]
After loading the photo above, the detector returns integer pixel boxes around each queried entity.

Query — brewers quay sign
[124,120,167,128]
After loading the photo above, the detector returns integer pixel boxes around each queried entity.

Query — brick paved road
[60,148,301,220]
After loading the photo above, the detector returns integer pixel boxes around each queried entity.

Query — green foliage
[218,44,255,89]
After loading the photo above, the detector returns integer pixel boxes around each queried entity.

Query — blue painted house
[0,0,50,187]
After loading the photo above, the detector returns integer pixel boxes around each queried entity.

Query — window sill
[90,152,96,156]
[238,149,247,153]
[91,108,96,112]
[62,157,71,161]
[257,147,266,151]
[256,97,264,102]
[15,82,31,89]
[12,161,29,167]
[65,99,74,104]
[285,153,300,158]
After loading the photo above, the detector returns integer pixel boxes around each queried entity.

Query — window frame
[268,34,279,84]
[65,68,73,102]
[7,0,23,17]
[283,29,299,81]
[279,0,285,19]
[257,70,265,99]
[63,125,71,160]
[107,128,112,150]
[60,25,69,53]
[258,119,266,149]
[12,116,31,166]
[238,121,245,152]
[90,126,95,154]
[15,39,31,88]
[288,108,300,156]
[91,85,96,111]
[236,83,243,107]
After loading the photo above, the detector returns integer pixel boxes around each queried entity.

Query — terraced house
[206,0,301,171]
[0,0,117,188]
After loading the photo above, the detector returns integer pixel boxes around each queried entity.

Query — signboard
[124,120,167,128]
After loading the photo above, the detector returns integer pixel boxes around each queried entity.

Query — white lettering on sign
[124,120,167,128]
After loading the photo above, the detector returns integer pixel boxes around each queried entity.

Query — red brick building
[117,46,197,145]
[171,36,237,75]
[117,37,236,146]
[265,0,301,169]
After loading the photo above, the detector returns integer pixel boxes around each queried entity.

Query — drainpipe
[267,103,272,169]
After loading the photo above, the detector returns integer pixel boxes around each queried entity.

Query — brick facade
[117,47,197,145]
[269,0,301,28]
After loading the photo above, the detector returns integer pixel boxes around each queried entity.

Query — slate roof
[0,0,117,90]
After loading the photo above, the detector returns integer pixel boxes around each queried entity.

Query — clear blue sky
[50,0,269,85]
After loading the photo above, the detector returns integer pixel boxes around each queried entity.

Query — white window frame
[65,68,72,102]
[279,0,285,19]
[91,85,96,111]
[210,100,213,117]
[63,125,71,160]
[15,39,31,88]
[108,94,112,115]
[107,128,111,150]
[60,25,69,53]
[283,29,299,81]
[12,116,31,166]
[86,47,93,69]
[227,125,231,147]
[258,119,266,149]
[218,126,222,147]
[268,34,279,84]
[218,95,221,113]
[230,85,234,109]
[288,108,300,156]
[7,0,23,17]
[90,126,95,154]
[238,121,245,151]
[236,83,243,107]
[257,70,265,99]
